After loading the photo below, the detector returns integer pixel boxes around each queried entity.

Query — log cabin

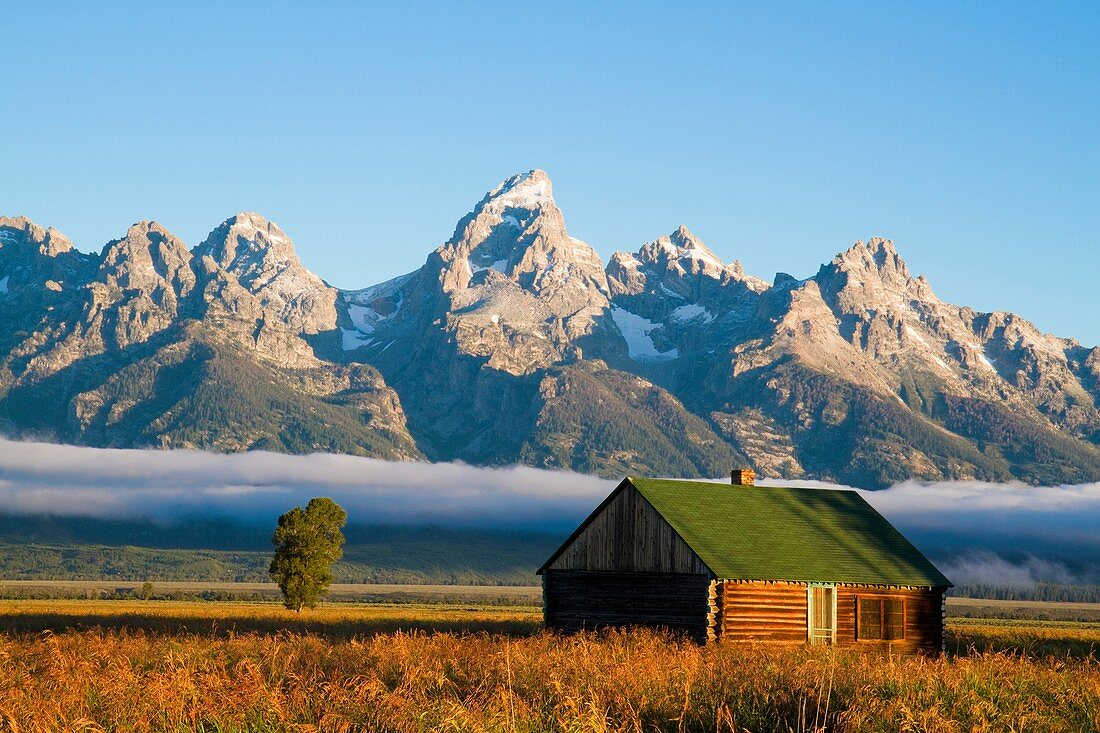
[538,473,952,653]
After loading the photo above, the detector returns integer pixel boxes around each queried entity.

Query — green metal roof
[625,478,951,587]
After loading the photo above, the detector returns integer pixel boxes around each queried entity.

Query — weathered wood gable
[542,481,711,576]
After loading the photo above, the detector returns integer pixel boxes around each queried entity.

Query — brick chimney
[730,468,755,486]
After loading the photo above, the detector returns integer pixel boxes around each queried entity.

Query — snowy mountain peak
[635,226,738,280]
[671,224,703,248]
[435,170,608,301]
[482,169,554,212]
[445,170,563,254]
[225,211,290,241]
[392,170,614,374]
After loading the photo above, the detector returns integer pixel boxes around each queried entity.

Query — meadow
[0,597,1096,732]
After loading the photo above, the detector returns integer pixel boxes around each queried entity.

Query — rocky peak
[97,221,197,298]
[637,225,743,280]
[607,226,764,305]
[13,222,203,371]
[354,171,614,376]
[0,215,75,257]
[435,170,609,302]
[0,216,95,299]
[195,212,300,277]
[822,238,914,290]
[602,227,770,368]
[815,237,937,310]
[482,169,554,213]
[195,213,336,334]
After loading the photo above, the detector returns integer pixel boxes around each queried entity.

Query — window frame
[856,596,907,641]
[807,583,837,645]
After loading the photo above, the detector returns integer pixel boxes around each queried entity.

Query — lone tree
[269,497,347,612]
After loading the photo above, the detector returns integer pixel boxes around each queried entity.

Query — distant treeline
[950,583,1100,604]
[0,586,538,606]
[0,514,563,585]
[1,514,1097,599]
[0,586,276,603]
[0,540,550,586]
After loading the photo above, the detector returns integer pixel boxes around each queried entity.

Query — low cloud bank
[0,438,614,529]
[0,439,1098,583]
[855,479,1100,561]
[760,477,1100,585]
[933,550,1098,587]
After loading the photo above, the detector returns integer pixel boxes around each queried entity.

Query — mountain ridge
[2,171,1097,488]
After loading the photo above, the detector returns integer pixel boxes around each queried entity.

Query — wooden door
[808,584,836,644]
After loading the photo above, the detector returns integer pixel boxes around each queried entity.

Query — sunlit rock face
[195,212,338,335]
[0,170,1098,488]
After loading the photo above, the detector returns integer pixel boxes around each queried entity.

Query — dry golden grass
[948,617,1100,659]
[0,599,541,638]
[0,601,1095,732]
[0,581,544,604]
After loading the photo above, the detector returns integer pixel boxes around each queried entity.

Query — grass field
[0,596,1096,732]
[0,579,544,607]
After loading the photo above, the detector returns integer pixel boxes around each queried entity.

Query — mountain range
[2,170,1098,488]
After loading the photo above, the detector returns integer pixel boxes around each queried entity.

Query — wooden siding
[538,480,946,654]
[715,581,944,654]
[720,581,809,642]
[544,570,711,644]
[545,485,711,575]
[835,586,943,654]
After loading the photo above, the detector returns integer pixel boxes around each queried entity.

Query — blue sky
[3,2,1098,343]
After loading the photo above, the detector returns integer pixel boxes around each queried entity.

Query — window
[857,597,905,640]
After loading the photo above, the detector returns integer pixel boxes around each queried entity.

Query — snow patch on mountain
[488,171,551,210]
[342,272,413,337]
[347,303,379,333]
[659,238,724,272]
[671,303,714,323]
[659,283,686,300]
[341,328,375,351]
[610,305,679,362]
[470,258,509,275]
[345,272,414,304]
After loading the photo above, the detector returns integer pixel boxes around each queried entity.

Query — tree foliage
[269,497,347,611]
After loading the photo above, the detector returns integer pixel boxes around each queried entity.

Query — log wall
[720,581,809,642]
[716,581,945,653]
[835,585,944,654]
[543,570,711,644]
